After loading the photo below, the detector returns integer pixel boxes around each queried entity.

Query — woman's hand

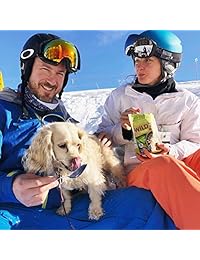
[120,107,141,130]
[136,143,170,162]
[97,132,112,147]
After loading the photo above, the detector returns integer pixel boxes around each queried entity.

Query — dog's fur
[22,122,126,220]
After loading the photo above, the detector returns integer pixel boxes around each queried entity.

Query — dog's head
[22,122,88,176]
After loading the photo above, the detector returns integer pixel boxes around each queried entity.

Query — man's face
[28,57,67,102]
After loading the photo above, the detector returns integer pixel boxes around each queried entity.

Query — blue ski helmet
[124,30,182,75]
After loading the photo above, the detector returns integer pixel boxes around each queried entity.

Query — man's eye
[58,72,65,77]
[41,67,49,71]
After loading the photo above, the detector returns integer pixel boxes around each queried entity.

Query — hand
[13,173,59,207]
[120,107,141,130]
[97,132,112,147]
[136,143,170,162]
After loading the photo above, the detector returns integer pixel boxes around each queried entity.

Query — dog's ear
[22,126,55,174]
[77,127,88,151]
[77,127,86,140]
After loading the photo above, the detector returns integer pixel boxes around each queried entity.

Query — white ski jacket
[97,83,200,173]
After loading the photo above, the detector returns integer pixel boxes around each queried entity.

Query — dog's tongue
[70,157,81,171]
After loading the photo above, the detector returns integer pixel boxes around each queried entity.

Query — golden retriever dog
[22,122,126,220]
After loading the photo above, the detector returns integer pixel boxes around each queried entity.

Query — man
[0,33,176,229]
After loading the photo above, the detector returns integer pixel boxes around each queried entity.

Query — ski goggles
[132,38,181,63]
[125,35,181,63]
[40,39,80,72]
[131,38,157,58]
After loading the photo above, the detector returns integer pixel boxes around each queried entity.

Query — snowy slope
[62,81,200,133]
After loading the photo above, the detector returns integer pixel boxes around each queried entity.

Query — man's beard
[28,80,57,103]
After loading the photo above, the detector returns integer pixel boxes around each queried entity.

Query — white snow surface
[61,81,200,133]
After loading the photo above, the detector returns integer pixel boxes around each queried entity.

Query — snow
[61,81,200,133]
[62,88,113,133]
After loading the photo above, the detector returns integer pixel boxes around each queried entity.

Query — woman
[97,30,200,229]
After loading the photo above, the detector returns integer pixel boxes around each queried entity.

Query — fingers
[97,132,105,141]
[136,153,147,162]
[28,179,59,206]
[18,173,57,187]
[13,173,59,207]
[22,190,49,207]
[124,107,141,115]
[136,143,170,162]
[120,115,132,130]
[101,137,112,147]
[136,150,153,162]
[97,132,112,147]
[156,143,170,154]
[120,107,141,130]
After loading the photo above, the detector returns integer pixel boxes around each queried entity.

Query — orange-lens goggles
[42,39,79,72]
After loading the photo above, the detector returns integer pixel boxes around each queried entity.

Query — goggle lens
[128,38,156,58]
[42,39,79,72]
[134,44,154,58]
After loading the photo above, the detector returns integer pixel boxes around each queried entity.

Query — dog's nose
[69,157,81,171]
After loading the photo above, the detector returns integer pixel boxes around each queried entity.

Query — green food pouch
[128,113,162,155]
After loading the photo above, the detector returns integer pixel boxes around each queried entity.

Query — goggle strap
[155,48,182,63]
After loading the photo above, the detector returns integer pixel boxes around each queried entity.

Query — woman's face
[135,56,162,86]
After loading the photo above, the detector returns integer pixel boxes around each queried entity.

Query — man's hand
[13,173,59,207]
[120,107,141,130]
[136,143,170,162]
[97,132,112,147]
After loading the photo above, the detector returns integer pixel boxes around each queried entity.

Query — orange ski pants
[127,149,200,230]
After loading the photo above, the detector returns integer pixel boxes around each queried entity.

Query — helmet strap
[59,73,69,99]
[19,78,29,119]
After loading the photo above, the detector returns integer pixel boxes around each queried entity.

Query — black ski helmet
[20,33,80,97]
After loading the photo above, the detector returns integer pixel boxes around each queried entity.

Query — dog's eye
[77,144,81,150]
[58,144,68,151]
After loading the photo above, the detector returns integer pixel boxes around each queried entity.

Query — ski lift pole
[195,58,199,80]
[0,71,4,91]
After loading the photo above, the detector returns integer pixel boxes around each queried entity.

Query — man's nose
[47,74,57,85]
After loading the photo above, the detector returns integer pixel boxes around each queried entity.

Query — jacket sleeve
[97,88,131,146]
[0,104,20,203]
[169,94,200,159]
[0,170,21,203]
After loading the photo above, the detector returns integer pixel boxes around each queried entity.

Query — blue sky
[1,30,200,92]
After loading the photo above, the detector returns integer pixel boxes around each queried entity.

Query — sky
[1,30,200,92]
